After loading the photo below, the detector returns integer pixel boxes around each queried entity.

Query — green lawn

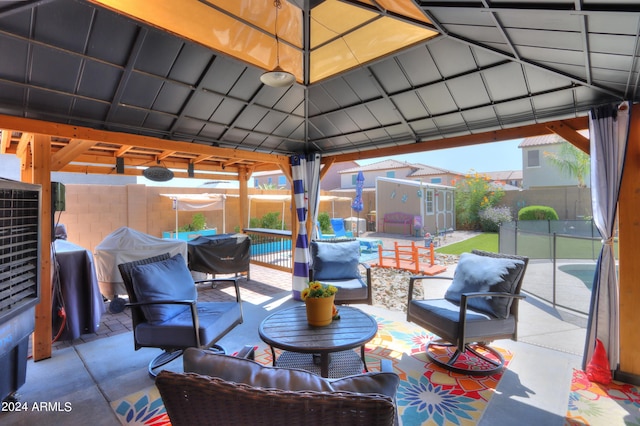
[435,231,607,260]
[435,233,498,255]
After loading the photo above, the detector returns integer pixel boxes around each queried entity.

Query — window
[351,174,357,185]
[267,177,273,185]
[386,171,395,178]
[278,176,286,186]
[527,150,540,167]
[425,190,434,214]
[430,177,442,184]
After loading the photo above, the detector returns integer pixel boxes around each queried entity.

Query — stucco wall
[501,186,592,220]
[57,185,371,253]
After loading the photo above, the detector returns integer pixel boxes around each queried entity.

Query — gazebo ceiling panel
[483,63,529,101]
[0,0,636,173]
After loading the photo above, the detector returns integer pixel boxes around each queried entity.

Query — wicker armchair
[156,347,399,426]
[156,371,397,426]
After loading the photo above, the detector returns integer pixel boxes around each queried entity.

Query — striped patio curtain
[583,102,629,372]
[291,153,322,300]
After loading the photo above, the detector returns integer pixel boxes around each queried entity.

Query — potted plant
[301,281,339,326]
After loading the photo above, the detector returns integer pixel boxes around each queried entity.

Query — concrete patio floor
[0,232,595,425]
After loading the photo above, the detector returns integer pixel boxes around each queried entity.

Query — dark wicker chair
[407,249,529,376]
[309,239,372,305]
[157,372,396,426]
[156,347,399,426]
[118,253,243,377]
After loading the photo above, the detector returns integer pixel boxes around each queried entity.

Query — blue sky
[357,138,524,174]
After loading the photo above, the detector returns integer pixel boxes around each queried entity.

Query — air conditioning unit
[0,178,41,403]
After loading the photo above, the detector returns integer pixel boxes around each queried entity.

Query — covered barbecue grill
[94,227,187,312]
[187,233,251,280]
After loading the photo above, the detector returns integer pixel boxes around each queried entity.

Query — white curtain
[291,153,322,300]
[306,153,322,240]
[582,102,629,371]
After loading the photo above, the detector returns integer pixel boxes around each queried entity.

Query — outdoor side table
[258,305,378,378]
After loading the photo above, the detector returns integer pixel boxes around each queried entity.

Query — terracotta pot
[305,295,335,326]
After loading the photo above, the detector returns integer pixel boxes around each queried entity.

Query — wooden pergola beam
[332,116,589,164]
[0,115,289,166]
[50,139,97,171]
[546,121,590,154]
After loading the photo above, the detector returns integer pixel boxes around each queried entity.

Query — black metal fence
[498,220,613,315]
[243,228,292,272]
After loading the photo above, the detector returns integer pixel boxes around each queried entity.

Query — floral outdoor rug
[112,316,512,425]
[565,369,640,425]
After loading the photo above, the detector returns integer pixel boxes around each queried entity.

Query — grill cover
[187,233,250,275]
[94,227,187,299]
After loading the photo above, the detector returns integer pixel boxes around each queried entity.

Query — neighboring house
[339,159,464,189]
[519,132,591,189]
[406,163,464,186]
[484,170,523,188]
[252,160,358,190]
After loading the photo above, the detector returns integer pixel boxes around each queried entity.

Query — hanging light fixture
[260,0,295,88]
[143,161,174,182]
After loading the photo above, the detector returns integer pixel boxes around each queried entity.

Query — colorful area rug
[112,316,511,425]
[565,369,640,425]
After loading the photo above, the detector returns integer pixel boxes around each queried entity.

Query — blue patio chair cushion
[311,240,360,280]
[135,301,242,347]
[444,252,525,319]
[409,298,517,339]
[183,348,399,399]
[131,253,197,324]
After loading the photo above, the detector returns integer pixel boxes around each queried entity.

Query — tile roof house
[519,131,590,189]
[339,159,465,189]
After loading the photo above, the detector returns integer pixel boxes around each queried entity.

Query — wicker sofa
[155,347,400,426]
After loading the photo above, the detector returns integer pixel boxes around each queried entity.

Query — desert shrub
[518,205,559,221]
[479,206,513,232]
[454,170,505,230]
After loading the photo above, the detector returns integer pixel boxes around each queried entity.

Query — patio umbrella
[351,171,365,237]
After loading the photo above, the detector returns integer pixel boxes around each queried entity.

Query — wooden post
[617,103,640,380]
[23,134,52,361]
[238,166,249,232]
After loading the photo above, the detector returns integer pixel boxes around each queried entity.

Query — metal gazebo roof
[0,0,637,176]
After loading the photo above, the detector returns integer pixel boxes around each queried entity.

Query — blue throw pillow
[131,253,197,324]
[444,252,525,318]
[311,240,360,280]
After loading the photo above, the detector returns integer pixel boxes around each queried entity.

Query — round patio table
[258,305,378,378]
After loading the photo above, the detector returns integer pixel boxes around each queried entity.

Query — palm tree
[543,140,590,187]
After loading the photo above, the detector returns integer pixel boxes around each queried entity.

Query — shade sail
[160,193,229,211]
[161,193,236,235]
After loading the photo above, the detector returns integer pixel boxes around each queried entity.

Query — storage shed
[375,177,455,237]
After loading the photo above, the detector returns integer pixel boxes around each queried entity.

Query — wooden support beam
[16,132,32,158]
[0,115,288,165]
[31,134,52,361]
[618,103,640,379]
[238,166,249,232]
[0,129,11,154]
[50,138,97,171]
[546,121,590,154]
[156,150,175,161]
[319,156,335,180]
[115,145,133,157]
[332,116,589,163]
[192,154,212,164]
